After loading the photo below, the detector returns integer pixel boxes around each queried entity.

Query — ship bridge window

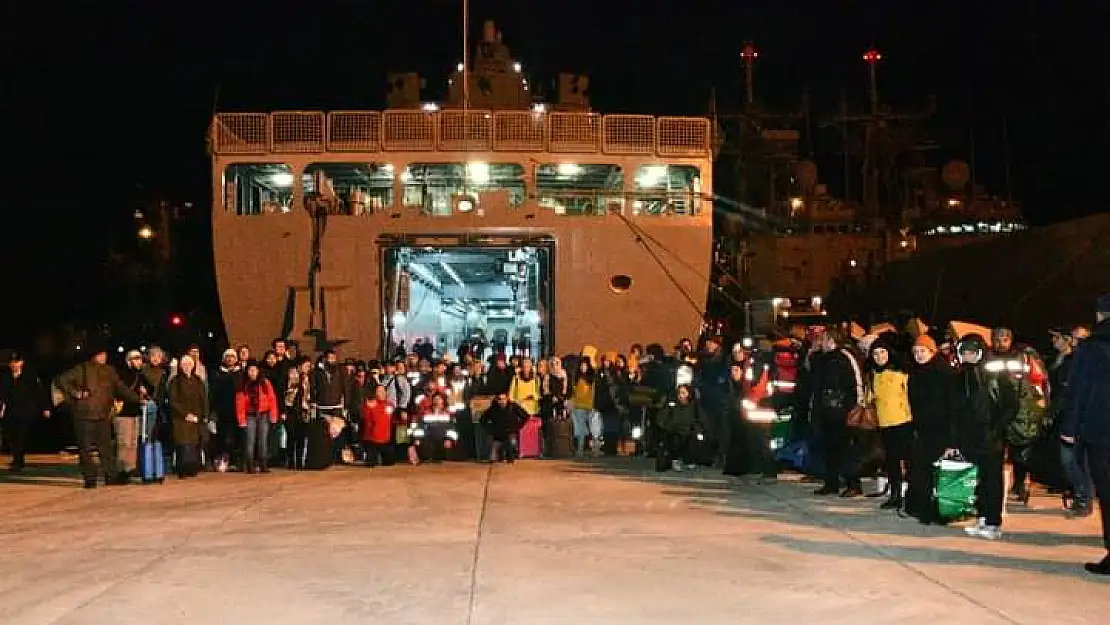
[402,163,525,215]
[535,163,624,215]
[223,164,294,215]
[631,164,702,216]
[303,163,394,215]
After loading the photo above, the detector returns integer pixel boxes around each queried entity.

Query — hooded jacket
[908,356,956,447]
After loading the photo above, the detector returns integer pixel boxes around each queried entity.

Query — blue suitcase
[138,401,165,484]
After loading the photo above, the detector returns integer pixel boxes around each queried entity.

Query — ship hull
[212,208,712,358]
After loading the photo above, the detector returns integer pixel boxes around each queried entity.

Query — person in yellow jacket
[866,337,914,510]
[510,358,540,416]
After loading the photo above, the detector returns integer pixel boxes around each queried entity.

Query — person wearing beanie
[112,348,155,483]
[1061,294,1110,575]
[55,345,142,488]
[210,348,243,471]
[905,332,957,523]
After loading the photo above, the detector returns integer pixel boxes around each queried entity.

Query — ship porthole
[609,275,632,293]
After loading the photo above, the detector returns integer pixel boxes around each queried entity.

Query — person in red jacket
[235,360,279,474]
[361,385,396,467]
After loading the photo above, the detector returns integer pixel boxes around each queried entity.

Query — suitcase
[138,402,165,484]
[517,416,543,459]
[549,417,573,458]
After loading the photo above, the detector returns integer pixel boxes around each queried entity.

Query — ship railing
[211,110,710,157]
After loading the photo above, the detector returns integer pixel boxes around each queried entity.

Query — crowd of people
[1,295,1108,577]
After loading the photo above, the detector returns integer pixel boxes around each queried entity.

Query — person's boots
[259,459,270,473]
[880,496,903,510]
[1084,554,1110,576]
[245,461,256,475]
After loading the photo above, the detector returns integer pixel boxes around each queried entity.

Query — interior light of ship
[936,226,948,234]
[456,198,475,213]
[137,225,154,240]
[270,172,294,187]
[771,297,784,307]
[557,163,581,177]
[532,102,546,114]
[900,239,910,248]
[133,209,144,219]
[811,295,823,308]
[467,162,490,184]
[406,262,440,286]
[439,261,466,288]
[790,197,804,210]
[637,165,668,187]
[947,198,961,208]
[392,311,406,326]
[421,102,439,112]
[513,61,522,72]
[849,259,858,267]
[456,62,464,72]
[117,346,125,353]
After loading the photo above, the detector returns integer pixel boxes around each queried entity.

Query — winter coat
[0,370,48,420]
[657,400,702,435]
[168,373,210,445]
[808,348,863,420]
[234,379,279,426]
[1061,320,1110,447]
[954,363,1017,455]
[868,369,912,428]
[510,374,540,416]
[908,358,956,448]
[361,400,395,444]
[56,361,141,422]
[484,366,513,395]
[480,401,528,440]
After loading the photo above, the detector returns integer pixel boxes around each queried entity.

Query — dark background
[2,0,1107,346]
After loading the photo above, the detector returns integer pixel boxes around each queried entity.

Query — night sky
[2,1,1107,345]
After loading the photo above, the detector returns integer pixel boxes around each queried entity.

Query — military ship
[208,22,713,358]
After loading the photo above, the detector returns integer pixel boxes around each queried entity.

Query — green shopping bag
[934,459,978,521]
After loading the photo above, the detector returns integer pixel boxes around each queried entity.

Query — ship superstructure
[209,23,713,358]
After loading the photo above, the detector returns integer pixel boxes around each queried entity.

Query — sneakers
[964,519,1003,540]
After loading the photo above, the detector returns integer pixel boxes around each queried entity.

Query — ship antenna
[461,0,470,193]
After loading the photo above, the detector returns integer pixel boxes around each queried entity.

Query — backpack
[1006,349,1050,447]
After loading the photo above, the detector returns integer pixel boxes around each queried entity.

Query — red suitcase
[517,416,543,459]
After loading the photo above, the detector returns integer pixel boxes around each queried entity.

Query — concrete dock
[0,456,1106,624]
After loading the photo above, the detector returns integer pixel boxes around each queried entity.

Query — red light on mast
[741,42,758,62]
[863,48,882,64]
[170,315,183,327]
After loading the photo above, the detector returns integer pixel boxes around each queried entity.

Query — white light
[676,365,694,386]
[771,297,785,307]
[531,102,546,114]
[631,426,643,440]
[270,173,294,187]
[790,197,804,210]
[742,399,757,411]
[811,295,823,308]
[513,61,522,72]
[849,259,858,267]
[742,337,754,348]
[392,311,406,326]
[557,163,581,177]
[117,346,125,353]
[746,409,778,423]
[457,198,475,213]
[523,310,540,325]
[948,198,961,208]
[446,429,459,441]
[137,225,154,240]
[636,165,668,187]
[421,102,439,112]
[133,209,144,219]
[75,345,82,351]
[900,239,910,248]
[207,332,214,339]
[696,433,705,441]
[467,162,490,184]
[456,62,464,72]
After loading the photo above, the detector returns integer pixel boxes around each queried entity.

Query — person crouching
[656,384,704,471]
[480,392,528,463]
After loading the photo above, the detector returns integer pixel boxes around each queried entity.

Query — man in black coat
[0,352,51,473]
[1061,295,1110,575]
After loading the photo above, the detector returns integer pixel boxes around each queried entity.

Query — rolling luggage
[549,416,573,458]
[517,416,543,459]
[138,401,165,484]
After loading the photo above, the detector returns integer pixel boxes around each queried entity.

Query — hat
[913,335,937,352]
[1098,294,1110,314]
[125,349,143,361]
